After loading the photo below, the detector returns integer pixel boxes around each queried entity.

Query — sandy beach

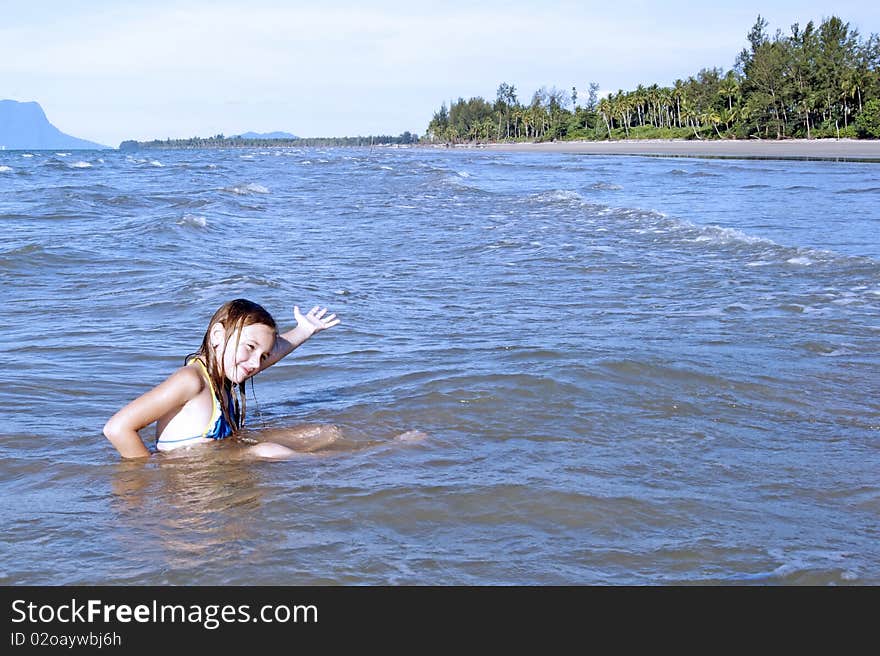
[464,139,880,162]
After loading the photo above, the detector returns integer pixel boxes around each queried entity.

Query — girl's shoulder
[161,362,208,399]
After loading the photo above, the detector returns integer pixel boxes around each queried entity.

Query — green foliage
[425,14,880,143]
[855,98,880,137]
[129,133,420,150]
[620,126,695,140]
[812,121,859,138]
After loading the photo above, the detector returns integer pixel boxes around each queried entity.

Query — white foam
[380,165,393,170]
[0,165,12,173]
[21,153,33,158]
[692,225,775,247]
[178,214,207,228]
[55,152,70,157]
[69,161,92,168]
[786,256,812,266]
[457,171,471,177]
[227,182,270,195]
[533,189,587,204]
[149,160,163,167]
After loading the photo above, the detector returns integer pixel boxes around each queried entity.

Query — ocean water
[1,147,877,585]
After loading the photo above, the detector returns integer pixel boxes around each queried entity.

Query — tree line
[426,15,880,143]
[119,132,420,150]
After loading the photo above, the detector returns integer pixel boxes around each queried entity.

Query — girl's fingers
[301,306,338,326]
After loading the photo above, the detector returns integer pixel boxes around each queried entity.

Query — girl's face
[215,322,276,384]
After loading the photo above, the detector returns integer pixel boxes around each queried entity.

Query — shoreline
[446,138,880,162]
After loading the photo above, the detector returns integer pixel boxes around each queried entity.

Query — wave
[0,243,97,269]
[0,166,12,173]
[69,161,92,169]
[222,183,270,195]
[522,188,878,270]
[125,156,164,167]
[525,189,590,205]
[837,187,880,194]
[666,168,720,178]
[183,274,283,301]
[176,214,207,228]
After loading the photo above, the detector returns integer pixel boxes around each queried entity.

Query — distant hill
[0,100,109,150]
[235,131,299,140]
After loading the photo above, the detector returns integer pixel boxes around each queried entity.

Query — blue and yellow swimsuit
[155,358,239,452]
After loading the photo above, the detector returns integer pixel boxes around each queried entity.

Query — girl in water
[104,298,339,459]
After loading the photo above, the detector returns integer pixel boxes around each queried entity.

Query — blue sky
[2,0,878,146]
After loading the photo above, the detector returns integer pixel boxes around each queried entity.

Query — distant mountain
[0,100,109,150]
[235,131,299,140]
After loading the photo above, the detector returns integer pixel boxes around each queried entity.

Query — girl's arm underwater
[103,366,205,459]
[259,305,339,371]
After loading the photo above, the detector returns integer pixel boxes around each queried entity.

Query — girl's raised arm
[260,305,339,371]
[103,366,204,459]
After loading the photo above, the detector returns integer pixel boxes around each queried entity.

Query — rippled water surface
[1,147,878,585]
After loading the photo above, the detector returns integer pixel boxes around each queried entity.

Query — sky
[2,0,879,147]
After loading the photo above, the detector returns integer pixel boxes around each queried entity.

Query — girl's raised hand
[294,305,340,337]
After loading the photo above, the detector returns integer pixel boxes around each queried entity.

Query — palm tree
[681,100,702,139]
[718,71,741,112]
[672,79,685,128]
[633,84,646,126]
[703,109,724,138]
[598,96,613,140]
[613,91,631,138]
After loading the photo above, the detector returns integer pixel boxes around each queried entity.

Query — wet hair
[187,299,277,431]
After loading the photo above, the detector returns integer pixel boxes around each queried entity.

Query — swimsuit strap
[188,356,239,428]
